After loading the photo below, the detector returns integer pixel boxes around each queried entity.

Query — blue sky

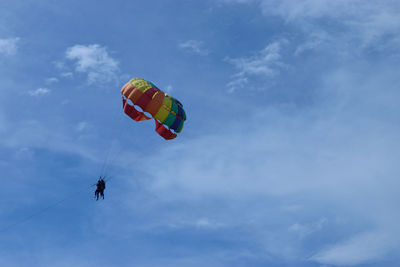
[1,0,400,266]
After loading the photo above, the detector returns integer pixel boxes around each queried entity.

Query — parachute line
[0,183,96,234]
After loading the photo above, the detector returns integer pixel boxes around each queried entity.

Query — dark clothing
[95,178,106,200]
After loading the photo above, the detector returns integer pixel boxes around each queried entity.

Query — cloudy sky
[1,0,400,266]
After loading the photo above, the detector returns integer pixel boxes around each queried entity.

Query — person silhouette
[95,177,106,200]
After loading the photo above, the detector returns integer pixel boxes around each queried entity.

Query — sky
[1,0,400,266]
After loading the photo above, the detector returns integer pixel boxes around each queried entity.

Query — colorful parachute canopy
[121,78,186,140]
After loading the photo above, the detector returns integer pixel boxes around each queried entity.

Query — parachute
[121,78,186,140]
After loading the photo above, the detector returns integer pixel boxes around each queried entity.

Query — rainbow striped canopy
[121,78,186,140]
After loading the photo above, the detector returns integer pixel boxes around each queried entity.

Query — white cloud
[227,0,400,52]
[0,37,19,56]
[258,0,354,21]
[28,88,51,96]
[310,230,397,266]
[195,218,225,229]
[179,40,209,56]
[0,119,101,165]
[66,44,119,85]
[61,72,73,78]
[168,217,225,230]
[226,40,287,92]
[76,121,88,132]
[289,217,327,239]
[45,77,59,84]
[294,30,332,55]
[219,0,256,3]
[54,61,66,69]
[141,63,400,264]
[226,76,248,92]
